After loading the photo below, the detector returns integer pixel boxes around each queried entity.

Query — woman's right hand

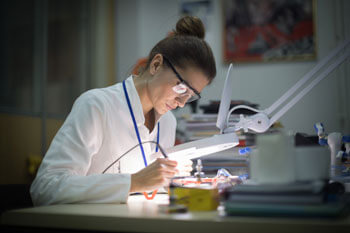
[129,158,178,193]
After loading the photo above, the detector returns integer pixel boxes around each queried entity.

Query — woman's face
[148,62,209,115]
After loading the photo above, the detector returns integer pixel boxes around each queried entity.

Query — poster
[223,0,316,63]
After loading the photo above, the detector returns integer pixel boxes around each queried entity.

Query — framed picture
[223,0,316,63]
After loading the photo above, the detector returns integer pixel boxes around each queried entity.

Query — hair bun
[174,16,205,39]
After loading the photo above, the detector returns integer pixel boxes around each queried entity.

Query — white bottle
[327,132,343,177]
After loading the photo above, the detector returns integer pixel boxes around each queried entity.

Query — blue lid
[319,138,328,146]
[342,135,350,142]
[314,122,324,132]
[239,147,252,155]
[238,148,246,155]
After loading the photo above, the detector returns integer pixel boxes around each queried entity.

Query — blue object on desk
[343,135,350,143]
[319,138,328,146]
[239,147,252,155]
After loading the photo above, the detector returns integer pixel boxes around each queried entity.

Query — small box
[170,186,219,211]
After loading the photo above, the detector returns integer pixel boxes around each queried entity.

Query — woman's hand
[149,152,194,177]
[175,159,193,177]
[130,158,178,193]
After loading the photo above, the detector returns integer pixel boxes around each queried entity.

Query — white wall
[115,0,350,135]
[115,0,140,78]
[115,0,180,78]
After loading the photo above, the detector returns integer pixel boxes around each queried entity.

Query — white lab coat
[30,76,177,206]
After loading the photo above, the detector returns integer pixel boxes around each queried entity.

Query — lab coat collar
[124,76,162,131]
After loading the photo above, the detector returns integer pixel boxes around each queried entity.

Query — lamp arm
[265,39,350,115]
[223,39,349,134]
[225,104,262,128]
[223,105,270,133]
[268,50,349,128]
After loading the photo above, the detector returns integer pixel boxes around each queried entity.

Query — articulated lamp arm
[223,39,350,134]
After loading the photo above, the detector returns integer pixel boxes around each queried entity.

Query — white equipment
[220,39,350,134]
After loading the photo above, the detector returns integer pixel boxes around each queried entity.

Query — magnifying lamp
[152,39,349,162]
[222,39,350,134]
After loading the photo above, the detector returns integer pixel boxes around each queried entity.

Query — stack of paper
[223,181,348,217]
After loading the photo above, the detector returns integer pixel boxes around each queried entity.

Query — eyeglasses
[163,56,201,103]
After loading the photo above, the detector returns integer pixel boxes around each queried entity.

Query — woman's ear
[149,54,164,75]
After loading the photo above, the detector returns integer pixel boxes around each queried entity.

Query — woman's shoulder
[76,84,122,105]
[75,88,104,106]
[70,86,115,115]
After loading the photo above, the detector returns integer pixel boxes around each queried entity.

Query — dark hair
[146,16,216,84]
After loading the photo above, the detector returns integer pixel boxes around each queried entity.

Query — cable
[102,141,168,174]
[225,104,262,128]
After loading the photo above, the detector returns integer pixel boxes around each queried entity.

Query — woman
[30,16,216,205]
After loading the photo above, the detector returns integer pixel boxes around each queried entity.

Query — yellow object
[27,154,42,176]
[171,186,219,211]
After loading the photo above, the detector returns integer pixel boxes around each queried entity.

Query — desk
[1,194,350,233]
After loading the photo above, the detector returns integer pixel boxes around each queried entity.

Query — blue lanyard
[123,80,159,167]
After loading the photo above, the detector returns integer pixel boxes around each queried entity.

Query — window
[0,0,36,113]
[0,0,92,118]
